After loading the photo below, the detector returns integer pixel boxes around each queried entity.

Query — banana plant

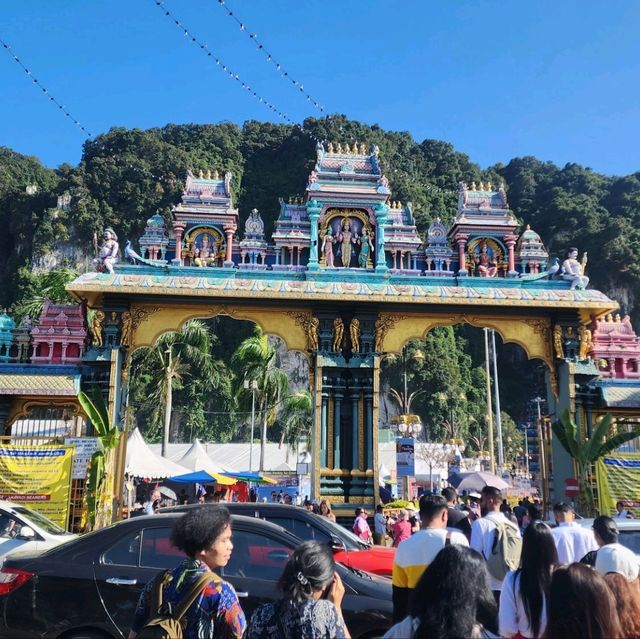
[552,409,640,515]
[78,386,120,530]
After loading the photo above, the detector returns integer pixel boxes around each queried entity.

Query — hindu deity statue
[349,318,361,354]
[358,229,373,268]
[93,228,119,274]
[322,228,335,267]
[194,234,218,267]
[561,247,589,290]
[338,218,358,267]
[475,242,498,277]
[332,317,344,352]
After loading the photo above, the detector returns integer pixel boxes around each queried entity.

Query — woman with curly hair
[246,540,350,639]
[129,505,245,639]
[603,573,640,639]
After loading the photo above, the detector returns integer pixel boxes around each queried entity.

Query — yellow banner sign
[596,454,640,518]
[0,445,74,528]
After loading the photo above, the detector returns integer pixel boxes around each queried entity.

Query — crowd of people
[387,486,639,639]
[128,487,640,639]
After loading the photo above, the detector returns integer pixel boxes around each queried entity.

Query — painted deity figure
[553,324,564,360]
[349,318,360,354]
[322,228,335,267]
[332,317,344,352]
[358,229,373,268]
[91,311,105,347]
[338,218,358,268]
[93,228,119,274]
[561,247,589,290]
[308,317,320,351]
[578,326,593,361]
[194,234,217,267]
[475,243,497,277]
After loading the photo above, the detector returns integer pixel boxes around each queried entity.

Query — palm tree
[131,320,220,456]
[552,409,640,515]
[279,391,313,458]
[13,268,78,321]
[232,331,289,471]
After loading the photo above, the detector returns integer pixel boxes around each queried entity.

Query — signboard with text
[396,437,415,477]
[0,445,74,527]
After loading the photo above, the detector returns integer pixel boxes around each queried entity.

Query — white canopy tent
[176,439,228,474]
[125,428,190,478]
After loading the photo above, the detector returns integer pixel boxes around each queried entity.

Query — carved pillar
[288,246,294,268]
[456,233,469,276]
[609,358,616,378]
[173,222,186,265]
[334,385,343,470]
[321,386,329,468]
[306,199,322,271]
[365,388,374,470]
[223,225,235,267]
[350,384,360,470]
[505,233,518,277]
[373,203,389,272]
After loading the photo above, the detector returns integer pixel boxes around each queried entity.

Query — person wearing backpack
[470,486,522,602]
[128,505,246,639]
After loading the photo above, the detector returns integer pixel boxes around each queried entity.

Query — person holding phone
[246,540,351,638]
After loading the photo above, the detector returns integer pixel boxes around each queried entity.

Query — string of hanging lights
[152,0,296,127]
[0,37,93,138]
[214,0,325,113]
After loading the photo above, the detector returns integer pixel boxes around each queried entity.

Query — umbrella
[158,486,177,501]
[170,470,237,485]
[457,471,510,493]
[222,471,278,485]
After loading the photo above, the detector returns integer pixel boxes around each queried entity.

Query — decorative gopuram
[171,169,238,268]
[68,142,620,515]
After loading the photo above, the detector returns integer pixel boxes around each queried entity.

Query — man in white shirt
[550,502,598,564]
[470,485,521,598]
[392,494,468,622]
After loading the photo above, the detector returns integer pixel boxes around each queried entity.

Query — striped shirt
[391,527,468,622]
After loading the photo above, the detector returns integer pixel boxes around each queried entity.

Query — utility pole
[491,329,505,470]
[483,328,496,473]
[244,379,258,473]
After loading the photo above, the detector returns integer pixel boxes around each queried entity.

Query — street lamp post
[244,379,258,473]
[532,396,548,507]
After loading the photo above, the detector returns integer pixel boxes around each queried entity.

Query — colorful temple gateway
[60,143,625,515]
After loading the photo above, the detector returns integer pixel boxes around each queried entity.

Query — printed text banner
[0,445,74,527]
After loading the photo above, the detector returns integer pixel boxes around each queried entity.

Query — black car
[162,502,396,577]
[0,513,392,639]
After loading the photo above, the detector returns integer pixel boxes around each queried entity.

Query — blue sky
[1,1,639,175]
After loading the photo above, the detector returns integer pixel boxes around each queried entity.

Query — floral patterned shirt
[132,559,246,639]
[246,598,346,639]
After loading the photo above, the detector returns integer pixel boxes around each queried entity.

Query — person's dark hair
[553,502,573,514]
[604,573,640,639]
[170,505,231,557]
[409,545,497,639]
[545,563,623,639]
[592,515,618,545]
[376,504,383,513]
[441,487,457,503]
[517,521,558,638]
[526,503,543,521]
[278,540,336,603]
[419,494,448,522]
[481,485,501,500]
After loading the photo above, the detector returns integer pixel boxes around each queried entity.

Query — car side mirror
[328,536,346,553]
[17,526,36,540]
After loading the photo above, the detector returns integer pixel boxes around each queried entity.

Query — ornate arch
[127,303,311,355]
[377,311,556,394]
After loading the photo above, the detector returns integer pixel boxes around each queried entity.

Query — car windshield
[317,514,370,550]
[9,505,68,535]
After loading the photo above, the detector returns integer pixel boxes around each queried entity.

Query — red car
[164,502,396,576]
